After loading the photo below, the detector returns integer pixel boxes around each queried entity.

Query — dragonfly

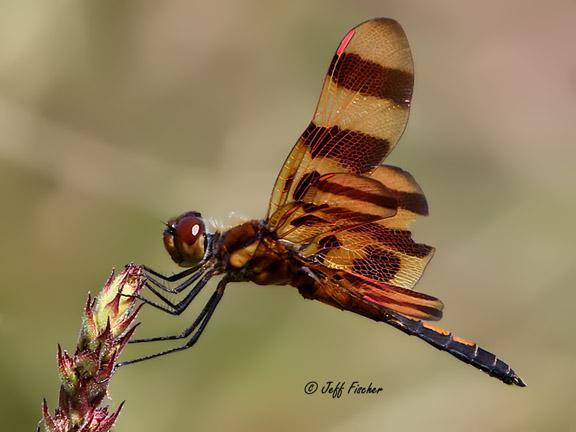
[121,18,525,387]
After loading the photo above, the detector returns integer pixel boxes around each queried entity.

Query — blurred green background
[1,1,575,430]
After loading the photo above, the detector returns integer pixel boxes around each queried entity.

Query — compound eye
[176,215,205,246]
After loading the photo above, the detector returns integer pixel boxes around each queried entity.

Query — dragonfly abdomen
[387,313,526,387]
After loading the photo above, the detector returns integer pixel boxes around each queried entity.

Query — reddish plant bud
[41,264,144,432]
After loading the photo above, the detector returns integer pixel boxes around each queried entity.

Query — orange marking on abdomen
[422,323,451,336]
[452,335,476,346]
[337,29,355,57]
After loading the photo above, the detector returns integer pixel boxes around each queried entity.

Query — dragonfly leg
[125,271,214,315]
[118,277,227,366]
[143,264,201,282]
[144,265,205,294]
[129,289,220,344]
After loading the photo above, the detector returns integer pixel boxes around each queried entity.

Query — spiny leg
[145,267,206,298]
[138,266,208,310]
[117,277,228,367]
[137,281,183,310]
[129,288,220,344]
[127,271,214,315]
[143,264,201,283]
[145,265,206,294]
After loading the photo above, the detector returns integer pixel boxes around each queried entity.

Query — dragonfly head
[163,211,208,267]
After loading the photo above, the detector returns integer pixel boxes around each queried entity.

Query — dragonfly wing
[267,18,414,219]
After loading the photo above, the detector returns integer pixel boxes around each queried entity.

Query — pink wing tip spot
[336,29,355,57]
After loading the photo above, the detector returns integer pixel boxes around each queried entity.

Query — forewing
[269,172,399,242]
[267,18,414,219]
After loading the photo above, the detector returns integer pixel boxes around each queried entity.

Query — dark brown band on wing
[296,206,381,233]
[302,202,330,213]
[283,174,295,193]
[393,189,429,215]
[382,229,432,258]
[352,247,400,282]
[293,170,321,201]
[301,123,390,173]
[348,223,433,258]
[319,207,382,224]
[290,214,328,227]
[318,234,342,250]
[327,53,413,107]
[314,177,398,209]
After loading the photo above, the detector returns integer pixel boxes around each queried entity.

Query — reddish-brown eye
[175,215,205,246]
[163,211,206,267]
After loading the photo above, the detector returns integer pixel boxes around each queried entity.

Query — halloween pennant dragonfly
[122,18,525,387]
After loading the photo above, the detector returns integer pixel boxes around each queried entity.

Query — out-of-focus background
[1,1,575,431]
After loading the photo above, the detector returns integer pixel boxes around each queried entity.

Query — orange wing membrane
[267,18,414,219]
